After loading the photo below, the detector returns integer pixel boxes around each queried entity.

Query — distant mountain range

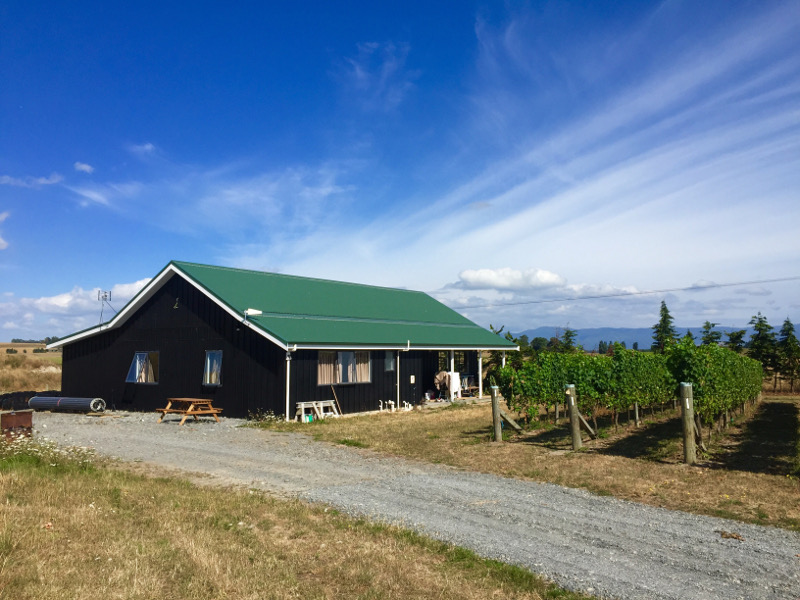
[514,326,752,352]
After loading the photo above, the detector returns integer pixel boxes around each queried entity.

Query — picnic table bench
[156,398,222,425]
[295,400,340,422]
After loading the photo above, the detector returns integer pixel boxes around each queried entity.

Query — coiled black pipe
[29,396,106,413]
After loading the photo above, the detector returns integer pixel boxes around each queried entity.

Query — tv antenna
[98,290,116,324]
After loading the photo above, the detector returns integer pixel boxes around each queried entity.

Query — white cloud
[0,211,8,250]
[456,268,565,291]
[66,186,110,206]
[25,287,97,314]
[204,166,346,228]
[111,278,151,299]
[10,4,795,337]
[74,162,94,174]
[127,142,157,158]
[120,163,353,245]
[24,279,150,315]
[0,173,63,187]
[1,278,152,339]
[65,181,143,208]
[60,157,352,238]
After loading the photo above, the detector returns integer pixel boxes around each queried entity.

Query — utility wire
[453,275,800,310]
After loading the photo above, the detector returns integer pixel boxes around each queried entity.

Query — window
[203,350,222,386]
[125,351,159,384]
[437,351,466,373]
[384,350,395,372]
[437,352,448,372]
[318,351,371,384]
[455,351,466,373]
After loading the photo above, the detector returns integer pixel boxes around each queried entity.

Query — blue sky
[2,1,799,341]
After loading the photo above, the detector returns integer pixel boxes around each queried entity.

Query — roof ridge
[252,313,478,328]
[171,260,427,296]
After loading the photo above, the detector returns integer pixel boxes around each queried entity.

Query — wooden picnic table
[156,398,222,426]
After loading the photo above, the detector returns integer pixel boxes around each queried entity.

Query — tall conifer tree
[749,312,777,388]
[701,321,721,345]
[725,329,746,353]
[778,318,800,392]
[651,300,677,353]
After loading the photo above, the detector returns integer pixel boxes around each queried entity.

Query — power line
[453,275,800,310]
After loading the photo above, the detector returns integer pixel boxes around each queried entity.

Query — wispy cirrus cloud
[0,173,63,188]
[64,181,144,207]
[0,211,9,250]
[11,3,796,339]
[250,3,800,330]
[59,159,354,251]
[335,42,419,112]
[73,162,94,174]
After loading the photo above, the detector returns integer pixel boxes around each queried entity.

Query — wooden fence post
[566,384,582,450]
[680,382,696,465]
[490,386,502,443]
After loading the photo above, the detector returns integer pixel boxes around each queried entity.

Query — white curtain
[355,351,370,382]
[318,351,336,385]
[319,351,370,384]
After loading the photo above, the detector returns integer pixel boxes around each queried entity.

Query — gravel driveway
[34,411,800,600]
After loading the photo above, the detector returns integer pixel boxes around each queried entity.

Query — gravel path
[33,411,800,600]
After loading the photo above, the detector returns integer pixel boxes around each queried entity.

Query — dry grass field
[2,353,798,598]
[0,346,61,393]
[0,343,61,363]
[0,439,589,600]
[1,348,797,533]
[258,396,800,532]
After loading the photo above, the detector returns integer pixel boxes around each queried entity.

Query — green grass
[337,437,369,448]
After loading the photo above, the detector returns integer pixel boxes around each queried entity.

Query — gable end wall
[62,275,284,417]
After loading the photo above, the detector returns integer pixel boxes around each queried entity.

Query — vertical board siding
[62,276,284,418]
[290,350,398,415]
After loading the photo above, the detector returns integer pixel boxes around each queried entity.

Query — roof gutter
[283,344,518,351]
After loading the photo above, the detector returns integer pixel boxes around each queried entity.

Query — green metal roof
[172,261,515,349]
[50,261,517,350]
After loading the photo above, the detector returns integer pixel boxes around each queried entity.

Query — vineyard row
[493,339,762,426]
